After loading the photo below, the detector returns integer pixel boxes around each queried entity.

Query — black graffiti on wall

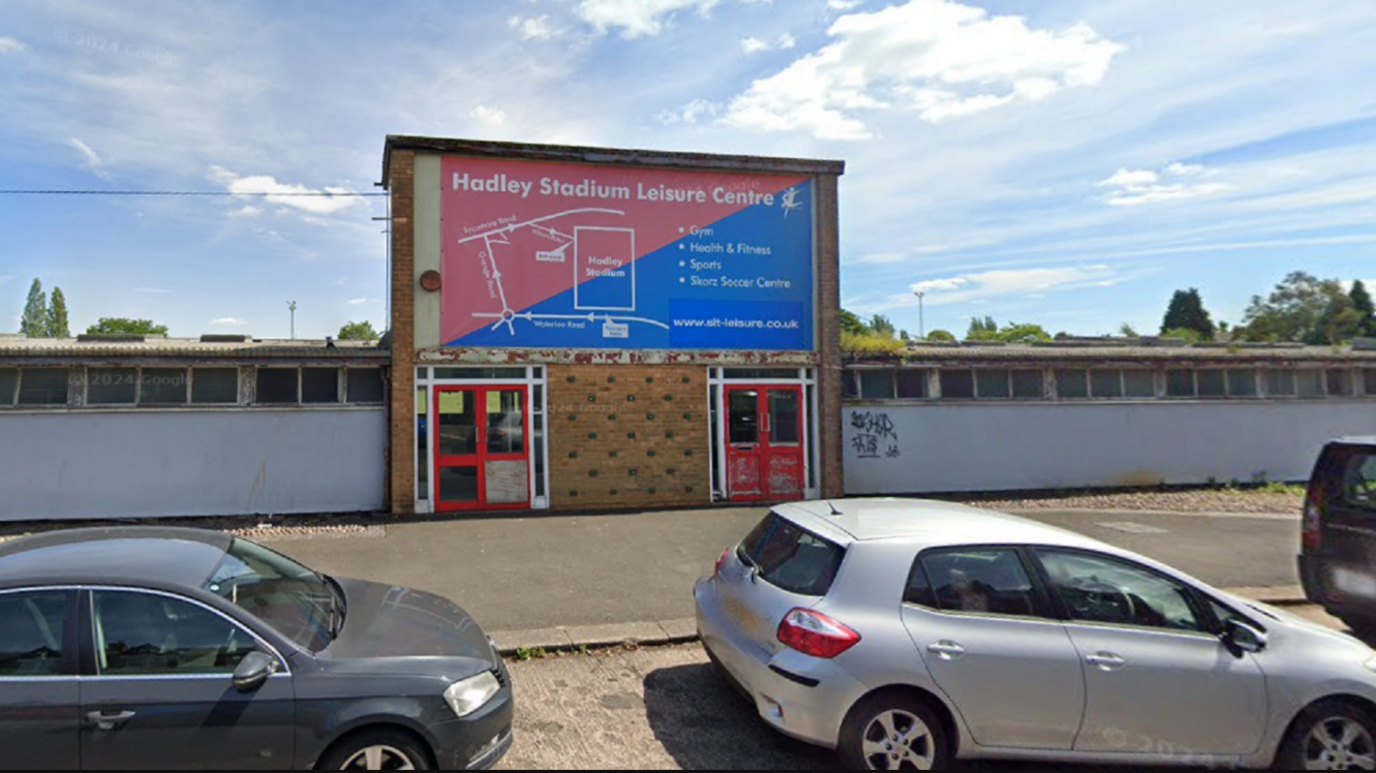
[850,411,901,460]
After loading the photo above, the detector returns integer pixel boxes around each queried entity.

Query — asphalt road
[272,506,1302,633]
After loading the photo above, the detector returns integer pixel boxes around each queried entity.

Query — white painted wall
[0,409,386,521]
[844,401,1376,494]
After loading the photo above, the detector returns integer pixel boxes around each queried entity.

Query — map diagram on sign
[440,157,817,351]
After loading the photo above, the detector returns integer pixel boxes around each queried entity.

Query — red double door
[432,386,531,513]
[725,386,806,503]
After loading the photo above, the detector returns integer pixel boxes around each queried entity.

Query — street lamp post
[288,301,297,340]
[915,291,926,340]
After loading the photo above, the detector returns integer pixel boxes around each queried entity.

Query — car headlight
[444,672,502,719]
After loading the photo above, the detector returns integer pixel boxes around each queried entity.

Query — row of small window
[846,367,1376,402]
[0,367,385,408]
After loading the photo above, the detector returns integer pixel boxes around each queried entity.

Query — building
[381,137,847,516]
[0,335,389,520]
[842,339,1376,495]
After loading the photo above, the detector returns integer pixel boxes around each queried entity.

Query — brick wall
[547,364,712,511]
[389,150,417,515]
[815,174,845,499]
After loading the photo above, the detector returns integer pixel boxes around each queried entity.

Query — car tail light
[715,547,731,579]
[777,608,861,659]
[1303,487,1324,553]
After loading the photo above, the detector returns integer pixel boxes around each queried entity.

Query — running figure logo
[780,186,804,219]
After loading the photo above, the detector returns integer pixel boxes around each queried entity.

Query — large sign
[440,157,815,350]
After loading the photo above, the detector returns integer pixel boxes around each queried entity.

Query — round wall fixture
[419,270,442,292]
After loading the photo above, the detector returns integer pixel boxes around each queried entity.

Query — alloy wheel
[861,709,936,770]
[340,745,417,770]
[1305,717,1376,769]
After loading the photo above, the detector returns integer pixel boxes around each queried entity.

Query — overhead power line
[0,190,388,197]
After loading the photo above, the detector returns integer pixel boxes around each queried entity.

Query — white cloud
[509,15,560,41]
[472,105,509,127]
[577,0,768,39]
[742,33,798,55]
[208,166,362,216]
[0,275,13,287]
[828,0,862,10]
[742,37,771,55]
[347,298,368,306]
[0,36,27,55]
[1098,162,1229,207]
[910,265,1129,306]
[210,317,249,327]
[723,0,1124,140]
[657,98,722,125]
[68,137,113,182]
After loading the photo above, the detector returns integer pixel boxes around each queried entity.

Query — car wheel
[839,693,950,771]
[318,729,434,771]
[1275,699,1376,770]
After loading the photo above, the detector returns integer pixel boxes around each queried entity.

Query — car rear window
[1341,450,1376,512]
[738,514,846,597]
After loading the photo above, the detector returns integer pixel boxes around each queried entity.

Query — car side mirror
[232,651,279,693]
[1222,619,1268,658]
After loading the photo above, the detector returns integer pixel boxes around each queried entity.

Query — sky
[2,0,1376,340]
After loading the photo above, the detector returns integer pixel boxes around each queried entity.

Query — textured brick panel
[389,150,418,515]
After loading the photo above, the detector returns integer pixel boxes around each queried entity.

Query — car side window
[1342,453,1376,512]
[920,549,1046,618]
[0,591,69,677]
[93,591,255,677]
[1036,549,1206,633]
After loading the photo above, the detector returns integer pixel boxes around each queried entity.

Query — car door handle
[1086,653,1127,671]
[86,711,137,731]
[927,642,967,660]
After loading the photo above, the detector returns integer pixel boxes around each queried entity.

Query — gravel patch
[954,488,1303,515]
[0,513,385,544]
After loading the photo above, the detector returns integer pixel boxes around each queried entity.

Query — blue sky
[2,0,1375,339]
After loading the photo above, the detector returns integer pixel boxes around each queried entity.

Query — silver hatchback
[695,499,1376,770]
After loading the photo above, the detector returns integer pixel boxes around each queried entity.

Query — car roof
[776,498,1111,551]
[0,527,233,590]
[1331,437,1376,448]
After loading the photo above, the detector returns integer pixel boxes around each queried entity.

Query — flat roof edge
[383,135,846,187]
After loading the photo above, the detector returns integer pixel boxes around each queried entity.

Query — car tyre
[1275,699,1376,770]
[318,729,434,771]
[839,692,950,771]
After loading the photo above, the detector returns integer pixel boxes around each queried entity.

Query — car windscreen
[738,514,846,597]
[202,538,334,652]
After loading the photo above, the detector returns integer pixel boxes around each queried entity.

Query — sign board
[440,157,815,350]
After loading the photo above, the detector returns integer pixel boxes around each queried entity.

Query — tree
[1351,280,1376,338]
[839,309,868,336]
[46,287,70,338]
[926,329,957,343]
[1242,273,1351,344]
[1119,323,1140,338]
[967,316,999,341]
[1161,289,1215,340]
[338,320,380,341]
[899,330,911,342]
[1163,327,1206,344]
[86,318,169,336]
[870,314,896,339]
[997,323,1053,344]
[20,279,47,337]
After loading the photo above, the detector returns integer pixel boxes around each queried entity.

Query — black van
[1301,438,1376,635]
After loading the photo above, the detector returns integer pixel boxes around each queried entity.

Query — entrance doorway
[724,385,805,502]
[433,386,531,512]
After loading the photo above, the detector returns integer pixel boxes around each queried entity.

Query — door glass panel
[93,591,254,676]
[769,390,800,445]
[436,391,478,457]
[486,390,525,455]
[729,391,760,445]
[1036,549,1204,632]
[438,466,480,504]
[0,591,67,677]
[922,549,1044,618]
[1342,454,1376,512]
[417,388,429,501]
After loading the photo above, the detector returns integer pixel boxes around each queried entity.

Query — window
[87,368,137,405]
[1166,369,1195,398]
[722,368,801,380]
[1367,370,1376,397]
[904,560,937,608]
[256,369,299,404]
[1035,549,1205,633]
[738,514,847,597]
[1124,371,1155,399]
[1342,453,1376,513]
[140,369,188,405]
[1011,370,1043,399]
[940,370,975,400]
[859,371,895,400]
[204,538,335,652]
[1196,370,1226,399]
[417,387,430,502]
[1227,369,1259,399]
[433,367,527,380]
[922,549,1043,617]
[1056,369,1089,399]
[976,370,1012,400]
[302,368,340,404]
[18,368,69,406]
[1298,370,1326,399]
[0,591,68,677]
[93,591,258,676]
[1328,370,1355,398]
[193,369,240,405]
[1091,370,1124,399]
[841,372,859,400]
[0,368,15,406]
[1268,370,1297,398]
[896,369,929,399]
[347,369,384,404]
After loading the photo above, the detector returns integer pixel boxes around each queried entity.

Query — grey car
[0,527,513,770]
[695,499,1376,770]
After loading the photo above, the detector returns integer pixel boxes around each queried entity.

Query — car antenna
[827,500,843,516]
